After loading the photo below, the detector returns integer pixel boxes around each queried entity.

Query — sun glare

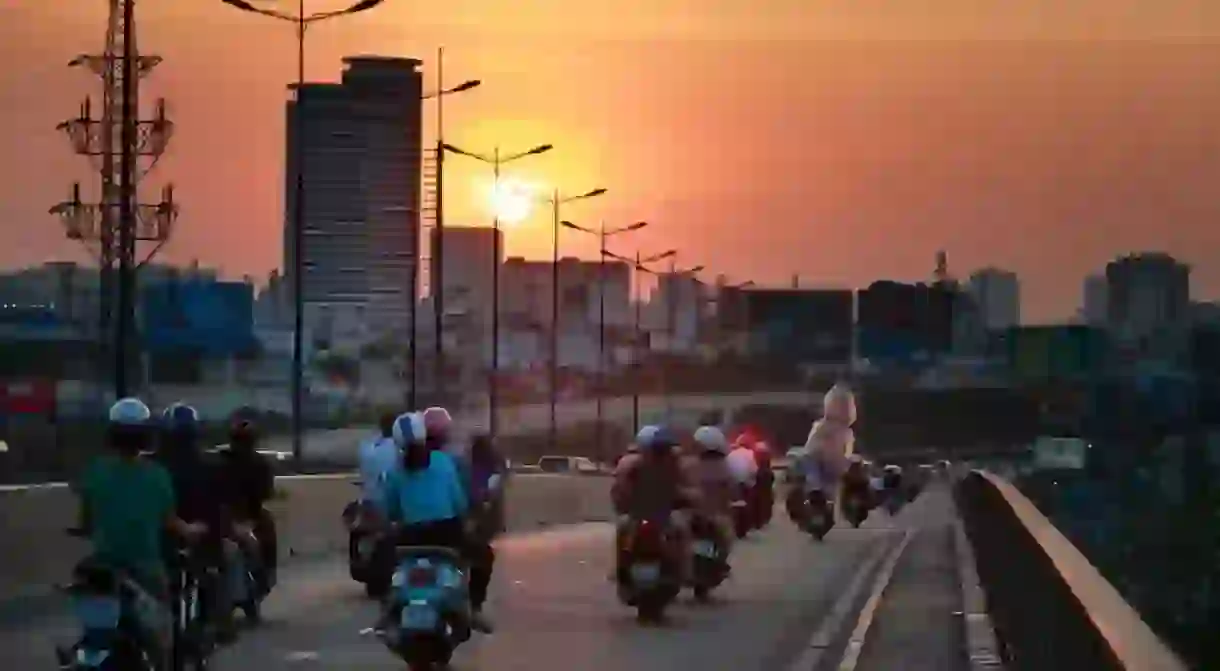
[489,178,536,225]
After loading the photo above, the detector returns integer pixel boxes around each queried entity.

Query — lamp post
[664,259,704,420]
[220,0,388,465]
[426,47,480,408]
[417,59,479,410]
[441,142,552,439]
[603,247,676,432]
[560,219,647,458]
[546,187,607,453]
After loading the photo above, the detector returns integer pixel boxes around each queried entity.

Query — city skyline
[5,5,1220,323]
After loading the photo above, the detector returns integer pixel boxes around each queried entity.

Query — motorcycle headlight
[391,570,407,588]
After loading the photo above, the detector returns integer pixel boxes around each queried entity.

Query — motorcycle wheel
[241,599,262,625]
[636,596,668,623]
[693,585,711,602]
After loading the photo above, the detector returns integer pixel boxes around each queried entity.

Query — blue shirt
[359,436,400,511]
[382,450,469,525]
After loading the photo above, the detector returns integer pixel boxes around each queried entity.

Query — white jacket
[798,384,858,492]
[726,446,759,486]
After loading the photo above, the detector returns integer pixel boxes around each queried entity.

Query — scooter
[616,518,682,623]
[751,471,775,531]
[226,529,269,625]
[785,487,834,540]
[370,545,472,670]
[842,488,870,528]
[342,483,387,597]
[731,485,754,539]
[688,516,730,602]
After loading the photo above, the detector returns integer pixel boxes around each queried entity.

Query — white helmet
[108,397,151,426]
[391,412,427,448]
[634,425,659,448]
[692,426,729,454]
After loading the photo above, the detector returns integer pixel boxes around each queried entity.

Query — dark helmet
[228,415,259,450]
[162,402,200,433]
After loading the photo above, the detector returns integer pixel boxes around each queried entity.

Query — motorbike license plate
[630,563,661,585]
[400,604,439,631]
[730,500,747,509]
[693,540,717,558]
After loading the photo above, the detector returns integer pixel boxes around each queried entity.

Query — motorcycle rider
[77,398,207,670]
[726,435,760,504]
[358,412,401,518]
[465,434,506,627]
[611,425,698,585]
[216,417,278,596]
[154,403,236,642]
[684,426,737,557]
[377,412,491,633]
[795,382,859,511]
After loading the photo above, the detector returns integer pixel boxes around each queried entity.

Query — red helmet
[421,406,453,439]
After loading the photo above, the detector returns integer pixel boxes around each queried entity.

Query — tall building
[285,56,424,342]
[1081,274,1108,326]
[967,267,1020,330]
[1105,252,1190,342]
[430,225,501,327]
[500,257,631,332]
[650,271,707,351]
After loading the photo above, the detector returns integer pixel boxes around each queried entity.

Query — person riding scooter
[612,425,698,585]
[216,417,277,598]
[683,426,736,559]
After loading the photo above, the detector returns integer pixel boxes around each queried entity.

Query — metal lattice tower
[49,0,178,396]
[419,147,440,299]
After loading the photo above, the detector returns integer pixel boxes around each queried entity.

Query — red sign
[0,379,56,415]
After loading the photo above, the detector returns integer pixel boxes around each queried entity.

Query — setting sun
[489,177,537,225]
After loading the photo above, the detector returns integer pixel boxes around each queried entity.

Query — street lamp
[664,259,704,420]
[220,0,388,465]
[560,219,647,458]
[603,247,676,432]
[423,47,480,408]
[546,187,607,454]
[442,142,552,439]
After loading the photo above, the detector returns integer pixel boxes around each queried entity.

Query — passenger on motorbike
[611,425,698,584]
[796,382,858,504]
[77,398,207,670]
[216,417,278,593]
[154,403,235,641]
[358,413,401,519]
[683,426,736,557]
[422,406,473,494]
[726,436,759,499]
[378,412,491,633]
[464,434,506,625]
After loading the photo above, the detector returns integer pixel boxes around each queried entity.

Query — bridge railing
[954,470,1187,671]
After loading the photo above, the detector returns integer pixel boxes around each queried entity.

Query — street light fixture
[220,0,387,465]
[560,219,648,459]
[442,142,553,439]
[546,187,607,454]
[603,247,676,431]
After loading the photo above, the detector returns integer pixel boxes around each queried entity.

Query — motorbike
[731,486,753,539]
[342,484,388,598]
[372,545,471,670]
[751,471,775,530]
[688,516,730,602]
[881,469,906,515]
[616,518,682,622]
[55,529,170,671]
[786,487,834,540]
[841,484,870,528]
[226,528,269,625]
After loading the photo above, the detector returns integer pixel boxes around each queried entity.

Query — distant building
[430,225,501,328]
[285,56,424,341]
[967,268,1020,330]
[1082,274,1108,327]
[1105,253,1190,359]
[648,271,706,352]
[856,280,956,364]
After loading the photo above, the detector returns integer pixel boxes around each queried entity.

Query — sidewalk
[853,489,970,671]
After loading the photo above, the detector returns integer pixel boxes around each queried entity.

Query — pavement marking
[782,532,897,671]
[835,529,915,671]
[952,511,1006,670]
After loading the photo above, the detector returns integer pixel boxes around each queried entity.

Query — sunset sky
[4,2,1220,322]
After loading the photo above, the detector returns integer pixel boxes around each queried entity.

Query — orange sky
[4,2,1220,321]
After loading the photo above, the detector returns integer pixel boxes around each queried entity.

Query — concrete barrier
[0,472,612,608]
[955,471,1186,671]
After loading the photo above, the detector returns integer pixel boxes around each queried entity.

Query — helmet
[162,402,199,431]
[693,426,729,454]
[422,407,453,438]
[109,398,151,426]
[647,426,679,453]
[634,425,659,449]
[392,412,427,448]
[884,464,902,473]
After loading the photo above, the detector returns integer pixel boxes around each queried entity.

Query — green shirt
[80,454,175,585]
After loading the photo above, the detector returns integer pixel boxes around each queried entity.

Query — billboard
[141,280,258,355]
[745,289,853,364]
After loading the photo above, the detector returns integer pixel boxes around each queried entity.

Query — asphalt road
[4,493,962,671]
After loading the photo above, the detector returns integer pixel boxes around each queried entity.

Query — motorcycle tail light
[407,565,437,587]
[632,522,664,555]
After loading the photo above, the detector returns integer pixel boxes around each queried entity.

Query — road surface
[3,490,966,671]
